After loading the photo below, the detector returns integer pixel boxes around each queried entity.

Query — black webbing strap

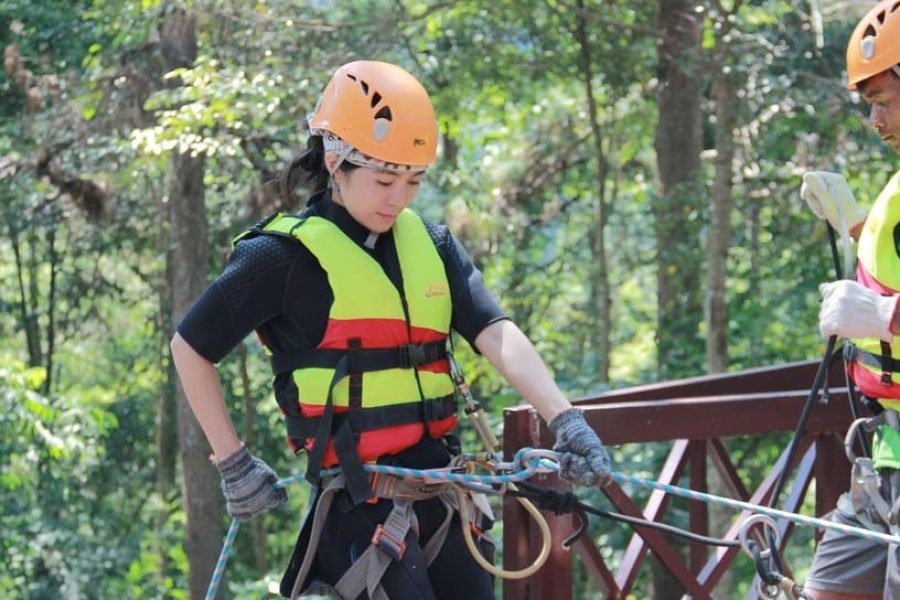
[348,338,363,413]
[270,340,447,375]
[881,341,894,386]
[287,395,458,439]
[304,355,373,505]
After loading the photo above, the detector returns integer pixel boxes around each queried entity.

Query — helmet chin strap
[323,134,355,174]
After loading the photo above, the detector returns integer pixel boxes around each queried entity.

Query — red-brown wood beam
[503,407,541,600]
[814,433,851,524]
[689,440,709,574]
[573,534,620,598]
[615,439,690,593]
[569,359,844,405]
[709,438,751,500]
[603,479,710,597]
[579,391,852,445]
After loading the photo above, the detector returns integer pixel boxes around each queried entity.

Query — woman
[170,60,611,599]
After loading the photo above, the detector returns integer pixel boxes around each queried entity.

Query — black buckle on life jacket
[372,524,406,560]
[881,341,894,387]
[398,344,427,369]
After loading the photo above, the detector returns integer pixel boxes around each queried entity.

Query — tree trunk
[170,150,220,600]
[43,208,59,394]
[706,73,737,374]
[575,0,612,384]
[10,221,43,367]
[160,7,221,599]
[654,0,704,383]
[156,203,178,589]
[652,0,704,596]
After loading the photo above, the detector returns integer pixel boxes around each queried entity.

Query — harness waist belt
[271,340,447,375]
[286,394,457,440]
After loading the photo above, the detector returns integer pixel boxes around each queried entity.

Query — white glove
[819,280,897,342]
[801,171,867,235]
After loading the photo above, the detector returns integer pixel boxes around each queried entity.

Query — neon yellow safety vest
[849,170,900,413]
[235,208,458,503]
[236,209,457,502]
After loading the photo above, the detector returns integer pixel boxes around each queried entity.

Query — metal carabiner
[844,414,883,463]
[738,513,781,559]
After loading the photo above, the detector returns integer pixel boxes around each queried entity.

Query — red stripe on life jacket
[305,416,457,466]
[317,318,450,374]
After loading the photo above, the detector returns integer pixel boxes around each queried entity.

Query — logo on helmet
[413,138,428,146]
[861,36,877,61]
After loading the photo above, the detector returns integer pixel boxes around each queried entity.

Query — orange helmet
[308,61,438,168]
[846,0,900,90]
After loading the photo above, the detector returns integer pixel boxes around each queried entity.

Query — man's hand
[819,280,897,342]
[215,445,288,521]
[801,171,867,235]
[548,408,612,487]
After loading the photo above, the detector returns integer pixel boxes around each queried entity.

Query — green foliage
[0,355,123,597]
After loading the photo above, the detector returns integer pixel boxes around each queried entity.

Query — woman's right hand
[215,445,288,521]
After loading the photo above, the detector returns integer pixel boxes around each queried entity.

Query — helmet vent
[893,2,900,14]
[374,106,392,121]
[865,24,878,38]
[877,10,886,25]
[371,92,382,108]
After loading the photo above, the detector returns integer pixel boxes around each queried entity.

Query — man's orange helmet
[308,61,438,168]
[846,0,900,90]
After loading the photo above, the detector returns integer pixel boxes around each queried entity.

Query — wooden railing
[502,359,856,599]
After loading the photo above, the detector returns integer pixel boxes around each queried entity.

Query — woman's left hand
[548,408,612,487]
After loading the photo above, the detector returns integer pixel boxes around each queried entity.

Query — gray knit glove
[548,408,612,487]
[215,446,287,521]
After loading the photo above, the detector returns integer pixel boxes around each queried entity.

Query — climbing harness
[843,410,900,532]
[206,448,555,600]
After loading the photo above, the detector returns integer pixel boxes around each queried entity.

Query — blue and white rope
[206,449,900,599]
[603,467,900,547]
[205,519,240,600]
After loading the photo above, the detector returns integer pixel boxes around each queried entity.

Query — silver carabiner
[738,513,781,558]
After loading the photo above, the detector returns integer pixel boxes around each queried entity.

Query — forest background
[1,0,892,598]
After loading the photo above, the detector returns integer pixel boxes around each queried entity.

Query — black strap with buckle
[271,340,447,376]
[287,395,458,440]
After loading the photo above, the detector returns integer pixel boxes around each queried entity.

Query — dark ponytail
[275,135,328,205]
[275,134,360,206]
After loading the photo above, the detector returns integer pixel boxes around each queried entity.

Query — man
[800,1,900,597]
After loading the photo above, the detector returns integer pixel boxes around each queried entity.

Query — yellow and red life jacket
[848,171,900,413]
[235,208,458,503]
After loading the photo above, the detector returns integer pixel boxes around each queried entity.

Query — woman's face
[328,155,424,233]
